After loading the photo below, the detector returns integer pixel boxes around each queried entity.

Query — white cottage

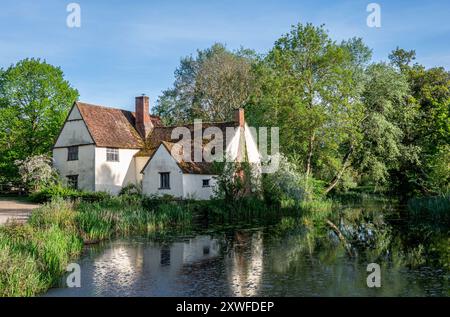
[53,96,260,199]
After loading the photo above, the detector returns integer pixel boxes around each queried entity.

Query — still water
[45,204,449,297]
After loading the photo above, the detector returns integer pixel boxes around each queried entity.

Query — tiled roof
[73,101,239,174]
[138,122,240,174]
[76,102,161,149]
[136,122,239,157]
[161,141,217,174]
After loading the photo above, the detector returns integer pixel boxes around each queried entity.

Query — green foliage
[213,162,260,202]
[0,58,78,183]
[14,155,59,192]
[0,219,83,295]
[244,23,447,197]
[0,244,46,297]
[392,63,450,196]
[29,184,111,203]
[154,43,256,124]
[28,198,78,233]
[353,63,410,186]
[119,183,142,196]
[75,197,193,241]
[247,24,375,195]
[0,195,196,296]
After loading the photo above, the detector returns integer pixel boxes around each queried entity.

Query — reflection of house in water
[91,236,219,296]
[226,231,264,297]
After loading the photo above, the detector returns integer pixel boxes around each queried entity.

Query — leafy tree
[389,47,416,72]
[388,49,450,195]
[154,43,256,124]
[353,63,411,189]
[0,58,78,182]
[248,24,368,193]
[248,25,420,195]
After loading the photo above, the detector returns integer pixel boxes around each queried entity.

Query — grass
[0,221,82,296]
[0,196,193,297]
[0,190,337,297]
[0,244,46,297]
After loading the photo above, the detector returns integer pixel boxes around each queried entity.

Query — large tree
[248,24,418,195]
[248,24,368,191]
[0,58,79,182]
[352,63,411,189]
[154,43,256,124]
[388,48,450,195]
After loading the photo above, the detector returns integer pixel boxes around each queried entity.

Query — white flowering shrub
[262,154,310,205]
[15,155,58,192]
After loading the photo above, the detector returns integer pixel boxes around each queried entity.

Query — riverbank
[0,197,194,296]
[0,193,448,297]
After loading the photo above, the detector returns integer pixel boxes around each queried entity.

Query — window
[160,247,171,266]
[66,175,78,189]
[202,179,210,187]
[67,146,78,161]
[106,148,119,162]
[159,172,170,189]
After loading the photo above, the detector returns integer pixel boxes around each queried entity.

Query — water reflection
[45,205,448,297]
[227,231,264,296]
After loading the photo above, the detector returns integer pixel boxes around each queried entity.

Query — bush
[14,155,59,193]
[213,162,261,202]
[119,183,142,196]
[262,154,309,205]
[29,184,110,203]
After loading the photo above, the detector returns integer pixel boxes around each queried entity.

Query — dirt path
[0,198,39,225]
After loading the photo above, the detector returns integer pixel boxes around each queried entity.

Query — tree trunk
[324,145,354,195]
[305,132,315,178]
[326,219,353,257]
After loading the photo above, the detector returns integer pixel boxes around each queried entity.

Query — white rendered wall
[135,156,148,184]
[95,148,139,195]
[182,174,217,200]
[54,107,93,148]
[53,145,95,191]
[67,105,82,120]
[141,145,184,198]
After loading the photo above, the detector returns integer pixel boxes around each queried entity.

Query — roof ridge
[76,101,132,113]
[153,121,237,129]
[76,101,161,119]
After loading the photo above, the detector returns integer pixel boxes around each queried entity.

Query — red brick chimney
[234,108,245,127]
[135,95,153,138]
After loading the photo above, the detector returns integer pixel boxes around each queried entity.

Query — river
[45,202,449,297]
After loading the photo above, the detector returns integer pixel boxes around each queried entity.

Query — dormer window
[106,148,119,162]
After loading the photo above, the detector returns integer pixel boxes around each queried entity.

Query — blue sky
[1,0,449,112]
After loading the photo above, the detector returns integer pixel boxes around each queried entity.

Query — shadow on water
[45,202,449,297]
